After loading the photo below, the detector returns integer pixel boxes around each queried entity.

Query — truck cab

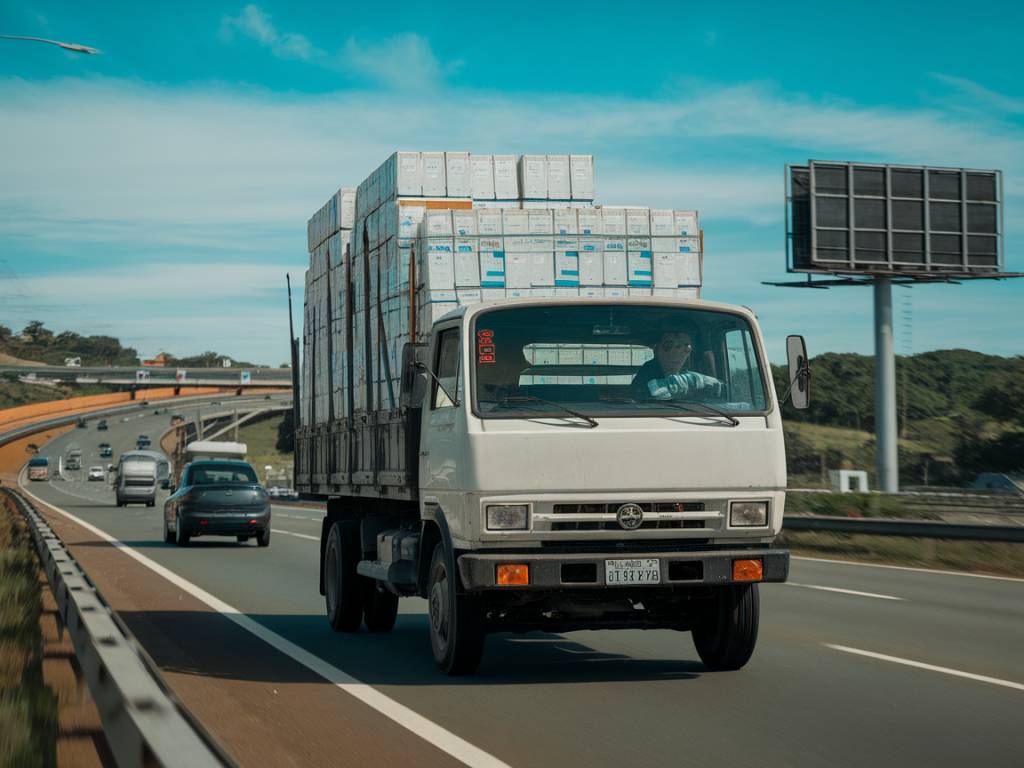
[311,298,809,674]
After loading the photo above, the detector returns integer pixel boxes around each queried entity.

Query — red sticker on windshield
[477,330,496,364]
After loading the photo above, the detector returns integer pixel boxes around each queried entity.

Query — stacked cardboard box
[300,152,704,426]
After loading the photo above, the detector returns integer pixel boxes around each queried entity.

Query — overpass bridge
[0,364,293,389]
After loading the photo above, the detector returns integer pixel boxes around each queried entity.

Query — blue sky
[1,1,1022,365]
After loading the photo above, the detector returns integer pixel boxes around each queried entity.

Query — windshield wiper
[598,396,739,427]
[498,395,599,428]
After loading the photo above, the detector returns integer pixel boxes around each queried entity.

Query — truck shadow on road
[116,609,705,686]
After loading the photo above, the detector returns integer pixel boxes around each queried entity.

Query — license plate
[605,558,661,585]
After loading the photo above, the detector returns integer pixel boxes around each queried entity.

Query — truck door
[420,325,466,534]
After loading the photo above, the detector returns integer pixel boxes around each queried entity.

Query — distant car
[87,466,105,481]
[121,417,131,423]
[96,420,108,431]
[76,418,87,429]
[136,435,152,449]
[969,472,1024,496]
[163,460,271,547]
[99,443,112,458]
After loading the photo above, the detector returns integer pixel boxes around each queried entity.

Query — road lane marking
[17,480,509,768]
[826,644,1024,692]
[787,583,903,601]
[793,555,1024,583]
[273,528,319,541]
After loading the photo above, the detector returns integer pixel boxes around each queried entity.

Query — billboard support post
[874,277,898,492]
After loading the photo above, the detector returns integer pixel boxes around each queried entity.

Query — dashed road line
[826,644,1024,692]
[793,555,1024,583]
[787,583,903,601]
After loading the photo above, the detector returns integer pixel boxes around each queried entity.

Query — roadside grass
[0,494,56,767]
[0,381,118,410]
[776,529,1024,578]
[237,415,292,486]
[785,491,940,520]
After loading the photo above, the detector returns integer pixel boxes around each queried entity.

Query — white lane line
[273,528,319,541]
[18,481,508,768]
[793,555,1024,583]
[826,644,1024,692]
[787,583,903,601]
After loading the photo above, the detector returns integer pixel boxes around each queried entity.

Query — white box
[653,252,677,288]
[675,287,700,300]
[445,152,471,197]
[493,155,520,199]
[553,208,577,234]
[627,236,651,252]
[423,209,453,236]
[605,286,628,298]
[579,249,604,285]
[554,236,579,251]
[394,152,422,196]
[604,251,627,285]
[570,155,595,200]
[456,287,482,305]
[674,210,699,236]
[424,244,455,293]
[628,251,653,286]
[482,288,505,300]
[555,251,580,286]
[679,236,700,253]
[652,236,679,253]
[472,199,520,209]
[519,155,547,199]
[650,209,674,236]
[527,209,553,234]
[530,252,554,287]
[452,209,477,236]
[455,245,480,287]
[399,205,426,242]
[421,152,447,197]
[335,188,356,229]
[676,253,702,285]
[501,208,529,235]
[626,208,651,236]
[505,253,532,289]
[577,209,602,236]
[480,251,506,287]
[546,155,571,200]
[470,154,495,200]
[601,207,626,235]
[476,208,503,235]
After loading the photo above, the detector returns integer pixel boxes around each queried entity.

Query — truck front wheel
[427,543,485,675]
[692,584,760,671]
[324,521,363,632]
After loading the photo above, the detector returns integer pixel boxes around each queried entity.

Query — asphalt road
[17,409,1024,767]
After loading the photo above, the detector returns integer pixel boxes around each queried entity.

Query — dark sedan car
[163,460,271,547]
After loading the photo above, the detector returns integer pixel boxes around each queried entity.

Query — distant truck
[64,357,81,368]
[296,151,810,675]
[27,456,49,481]
[65,447,83,471]
[115,452,159,507]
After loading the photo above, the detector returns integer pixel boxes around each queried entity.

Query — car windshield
[473,304,769,418]
[188,463,259,485]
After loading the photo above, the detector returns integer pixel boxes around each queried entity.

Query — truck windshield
[473,304,769,418]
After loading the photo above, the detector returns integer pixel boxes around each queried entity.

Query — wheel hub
[429,578,449,641]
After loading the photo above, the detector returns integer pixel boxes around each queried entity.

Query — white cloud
[342,33,455,90]
[219,4,321,61]
[930,73,1024,115]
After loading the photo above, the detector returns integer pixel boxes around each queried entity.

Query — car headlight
[730,501,768,527]
[486,504,529,531]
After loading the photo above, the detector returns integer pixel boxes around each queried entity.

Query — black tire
[692,584,760,671]
[163,519,174,544]
[427,543,485,675]
[324,521,363,632]
[175,522,190,547]
[115,496,123,508]
[237,535,250,544]
[363,580,399,632]
[256,528,270,547]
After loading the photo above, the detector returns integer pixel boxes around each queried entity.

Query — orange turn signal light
[496,564,529,586]
[732,558,763,582]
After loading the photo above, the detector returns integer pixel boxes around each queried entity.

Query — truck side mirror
[400,343,430,407]
[785,335,810,410]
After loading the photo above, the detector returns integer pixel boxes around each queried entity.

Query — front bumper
[457,548,789,591]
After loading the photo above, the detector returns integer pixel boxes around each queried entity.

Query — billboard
[786,161,1002,276]
[240,370,251,384]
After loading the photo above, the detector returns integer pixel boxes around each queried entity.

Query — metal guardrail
[1,487,234,767]
[783,515,1024,542]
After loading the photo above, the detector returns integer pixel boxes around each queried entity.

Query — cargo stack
[300,151,704,432]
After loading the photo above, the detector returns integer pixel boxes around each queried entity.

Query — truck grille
[552,520,706,531]
[553,502,706,514]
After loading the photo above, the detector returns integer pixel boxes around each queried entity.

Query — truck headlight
[730,501,768,527]
[486,504,529,531]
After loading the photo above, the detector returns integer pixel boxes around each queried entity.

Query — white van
[116,452,159,507]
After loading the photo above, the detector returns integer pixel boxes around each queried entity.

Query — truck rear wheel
[692,584,760,671]
[324,521,363,632]
[427,543,484,675]
[363,581,399,632]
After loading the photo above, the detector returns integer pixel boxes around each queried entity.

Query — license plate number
[605,558,661,585]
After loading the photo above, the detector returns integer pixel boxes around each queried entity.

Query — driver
[630,326,724,401]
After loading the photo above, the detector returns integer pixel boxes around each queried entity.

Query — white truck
[295,152,810,675]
